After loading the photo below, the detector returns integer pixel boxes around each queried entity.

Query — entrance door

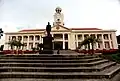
[65,42,68,50]
[53,42,63,50]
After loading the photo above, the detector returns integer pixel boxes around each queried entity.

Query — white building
[4,7,118,50]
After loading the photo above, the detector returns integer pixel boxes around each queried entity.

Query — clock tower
[53,7,64,26]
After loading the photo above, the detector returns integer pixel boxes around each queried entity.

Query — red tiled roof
[19,28,102,32]
[71,28,102,30]
[19,29,45,32]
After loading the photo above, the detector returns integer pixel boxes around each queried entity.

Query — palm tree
[14,40,22,55]
[15,40,25,55]
[21,42,25,55]
[79,37,90,50]
[6,39,25,55]
[6,40,16,54]
[88,36,100,54]
[79,36,100,54]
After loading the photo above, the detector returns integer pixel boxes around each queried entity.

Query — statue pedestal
[39,36,54,54]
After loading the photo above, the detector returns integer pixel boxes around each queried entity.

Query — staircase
[0,54,120,79]
[54,50,79,54]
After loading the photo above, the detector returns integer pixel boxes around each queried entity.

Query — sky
[0,0,120,43]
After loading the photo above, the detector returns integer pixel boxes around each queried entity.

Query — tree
[15,40,26,55]
[14,40,22,55]
[86,36,100,54]
[6,40,16,54]
[20,42,26,54]
[79,37,91,50]
[79,36,100,54]
[6,39,25,55]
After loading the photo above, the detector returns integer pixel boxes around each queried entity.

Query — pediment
[51,25,70,31]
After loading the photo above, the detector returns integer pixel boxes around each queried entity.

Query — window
[23,36,28,41]
[110,34,112,40]
[29,36,34,41]
[12,36,16,40]
[104,34,108,40]
[105,42,110,48]
[78,34,82,40]
[18,36,22,40]
[35,35,40,41]
[64,34,68,40]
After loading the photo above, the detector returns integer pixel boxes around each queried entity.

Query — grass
[103,53,120,63]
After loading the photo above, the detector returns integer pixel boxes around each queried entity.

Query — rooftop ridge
[19,27,102,32]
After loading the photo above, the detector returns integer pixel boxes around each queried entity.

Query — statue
[46,22,51,36]
[39,22,54,54]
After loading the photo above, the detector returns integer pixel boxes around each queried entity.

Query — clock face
[56,15,61,22]
[57,19,60,21]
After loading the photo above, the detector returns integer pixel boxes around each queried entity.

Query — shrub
[75,49,118,54]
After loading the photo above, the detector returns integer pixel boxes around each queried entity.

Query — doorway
[65,42,68,50]
[53,41,63,50]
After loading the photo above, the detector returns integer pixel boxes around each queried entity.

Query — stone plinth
[39,36,54,54]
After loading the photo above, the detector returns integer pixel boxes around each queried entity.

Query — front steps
[0,54,120,79]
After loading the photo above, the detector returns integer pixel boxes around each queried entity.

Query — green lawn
[103,53,120,63]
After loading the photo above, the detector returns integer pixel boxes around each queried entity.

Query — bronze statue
[39,22,54,54]
[46,22,51,37]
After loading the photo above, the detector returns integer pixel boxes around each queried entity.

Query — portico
[52,33,68,50]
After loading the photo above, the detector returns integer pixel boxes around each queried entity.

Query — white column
[68,33,70,49]
[82,34,84,49]
[63,34,65,49]
[111,32,118,49]
[21,36,23,43]
[27,36,29,50]
[76,34,78,48]
[70,33,76,50]
[95,34,98,49]
[108,34,112,49]
[82,34,84,40]
[89,34,92,49]
[16,36,18,41]
[39,35,41,43]
[33,35,35,48]
[41,35,43,43]
[102,34,105,49]
[4,35,9,50]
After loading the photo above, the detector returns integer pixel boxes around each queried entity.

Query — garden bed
[1,50,39,54]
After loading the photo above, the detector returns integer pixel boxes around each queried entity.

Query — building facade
[4,7,118,50]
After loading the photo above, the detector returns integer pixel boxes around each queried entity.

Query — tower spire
[53,7,64,26]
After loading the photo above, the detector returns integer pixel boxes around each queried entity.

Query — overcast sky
[0,0,120,40]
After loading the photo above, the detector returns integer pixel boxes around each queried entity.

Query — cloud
[0,0,120,35]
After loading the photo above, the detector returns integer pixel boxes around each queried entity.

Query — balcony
[12,36,16,40]
[104,34,109,40]
[54,34,63,40]
[18,36,22,41]
[29,36,34,41]
[78,34,82,40]
[35,35,40,41]
[23,36,28,41]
